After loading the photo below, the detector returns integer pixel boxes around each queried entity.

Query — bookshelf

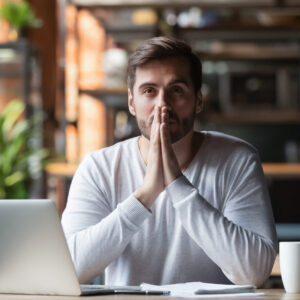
[61,1,300,164]
[80,86,128,108]
[51,2,300,230]
[0,40,34,113]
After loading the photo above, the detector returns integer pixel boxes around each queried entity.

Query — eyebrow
[138,82,158,91]
[138,79,190,91]
[167,79,189,87]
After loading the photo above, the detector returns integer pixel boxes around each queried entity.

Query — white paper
[141,282,264,298]
[161,292,265,298]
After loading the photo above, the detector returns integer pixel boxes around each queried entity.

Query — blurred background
[1,0,300,285]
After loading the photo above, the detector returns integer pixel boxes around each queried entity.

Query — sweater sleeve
[61,154,151,284]
[165,150,277,287]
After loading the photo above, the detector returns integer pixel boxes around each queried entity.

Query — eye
[171,85,183,94]
[143,87,154,95]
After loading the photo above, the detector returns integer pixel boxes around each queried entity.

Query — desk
[0,290,298,299]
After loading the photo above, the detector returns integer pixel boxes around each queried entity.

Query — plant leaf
[5,171,26,186]
[1,100,25,140]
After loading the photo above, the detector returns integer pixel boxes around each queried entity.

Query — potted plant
[0,0,41,41]
[0,100,48,199]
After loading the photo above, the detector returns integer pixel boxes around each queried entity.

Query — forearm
[167,176,277,287]
[62,196,151,283]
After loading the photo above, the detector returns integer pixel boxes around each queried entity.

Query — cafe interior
[0,0,300,290]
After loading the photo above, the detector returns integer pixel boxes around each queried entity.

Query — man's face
[128,57,202,143]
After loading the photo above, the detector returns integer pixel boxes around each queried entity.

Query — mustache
[148,111,180,125]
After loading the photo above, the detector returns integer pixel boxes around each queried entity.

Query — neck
[138,130,203,171]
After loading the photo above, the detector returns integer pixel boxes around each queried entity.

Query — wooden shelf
[262,163,300,178]
[81,86,128,94]
[46,162,300,178]
[45,162,78,177]
[46,161,300,216]
[71,0,274,9]
[182,26,300,40]
[198,50,300,60]
[80,87,128,108]
[200,111,300,124]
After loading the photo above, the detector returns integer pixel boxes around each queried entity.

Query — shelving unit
[0,39,42,128]
[0,40,33,113]
[47,1,300,247]
[80,86,128,108]
[54,0,300,162]
[57,1,300,149]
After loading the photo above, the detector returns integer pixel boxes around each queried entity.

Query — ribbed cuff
[165,175,197,204]
[118,195,152,228]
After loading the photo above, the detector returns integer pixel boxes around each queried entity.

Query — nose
[157,90,171,109]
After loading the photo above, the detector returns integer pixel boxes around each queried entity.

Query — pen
[114,289,170,295]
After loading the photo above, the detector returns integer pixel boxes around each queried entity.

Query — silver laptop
[0,199,142,296]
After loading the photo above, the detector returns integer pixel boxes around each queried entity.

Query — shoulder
[200,131,264,188]
[202,131,258,157]
[91,136,138,159]
[86,136,138,162]
[78,137,139,174]
[199,131,260,170]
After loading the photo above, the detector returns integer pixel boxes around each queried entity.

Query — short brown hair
[127,36,202,94]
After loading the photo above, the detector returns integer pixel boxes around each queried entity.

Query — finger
[157,105,161,124]
[161,107,171,149]
[160,117,181,185]
[150,105,160,141]
[160,122,172,158]
[161,106,169,128]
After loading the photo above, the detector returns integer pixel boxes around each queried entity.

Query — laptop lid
[0,199,82,296]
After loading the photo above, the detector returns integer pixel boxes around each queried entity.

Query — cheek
[174,100,194,116]
[134,101,154,119]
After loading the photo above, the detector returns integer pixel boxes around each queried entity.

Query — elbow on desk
[224,246,277,287]
[70,250,100,284]
[65,235,99,284]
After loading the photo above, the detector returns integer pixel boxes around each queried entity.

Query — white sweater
[61,131,277,287]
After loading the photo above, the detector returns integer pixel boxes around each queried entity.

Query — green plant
[0,0,41,30]
[0,100,48,199]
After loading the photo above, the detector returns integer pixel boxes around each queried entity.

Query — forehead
[134,57,192,87]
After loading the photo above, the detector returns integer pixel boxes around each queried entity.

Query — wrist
[165,170,182,186]
[134,186,156,209]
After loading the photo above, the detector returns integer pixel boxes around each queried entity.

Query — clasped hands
[135,105,182,209]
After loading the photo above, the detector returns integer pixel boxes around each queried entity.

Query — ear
[128,88,136,116]
[195,89,203,113]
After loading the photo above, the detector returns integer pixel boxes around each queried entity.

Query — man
[62,36,277,287]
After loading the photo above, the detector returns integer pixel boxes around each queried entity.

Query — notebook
[140,282,261,297]
[0,199,167,296]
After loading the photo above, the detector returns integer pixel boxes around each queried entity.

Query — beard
[136,110,195,144]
